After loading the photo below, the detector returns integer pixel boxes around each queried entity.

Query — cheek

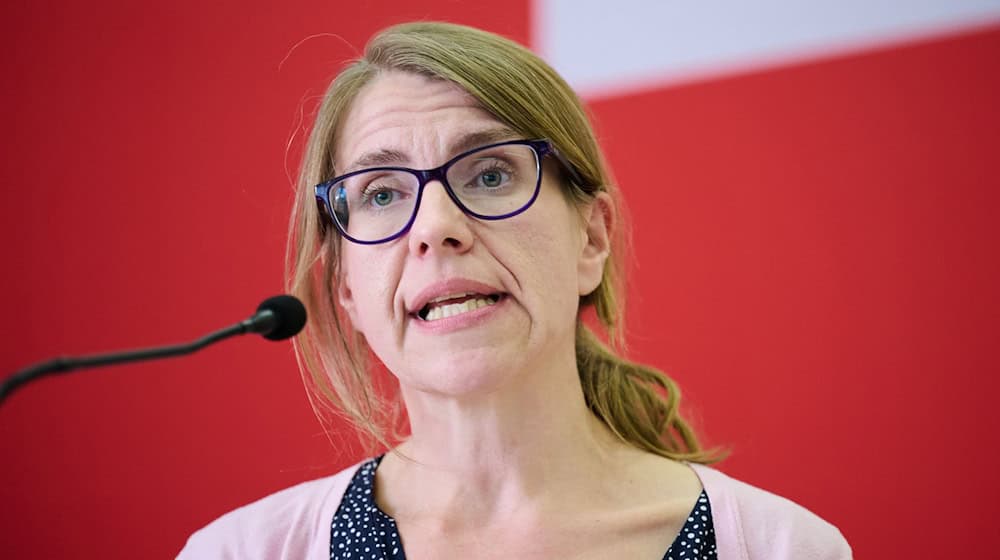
[339,248,402,333]
[507,219,584,321]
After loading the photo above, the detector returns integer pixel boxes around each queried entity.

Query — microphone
[0,295,307,405]
[242,295,308,341]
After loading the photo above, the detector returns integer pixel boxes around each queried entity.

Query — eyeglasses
[314,139,582,245]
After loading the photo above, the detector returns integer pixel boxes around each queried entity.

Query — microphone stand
[0,306,285,405]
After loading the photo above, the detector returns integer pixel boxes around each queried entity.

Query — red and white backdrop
[2,1,997,557]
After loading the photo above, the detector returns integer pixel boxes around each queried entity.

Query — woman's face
[334,70,609,397]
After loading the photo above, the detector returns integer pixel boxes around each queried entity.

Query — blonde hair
[287,21,717,463]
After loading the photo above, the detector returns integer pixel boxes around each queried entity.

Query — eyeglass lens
[332,143,540,242]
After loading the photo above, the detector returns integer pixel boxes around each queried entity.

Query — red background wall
[1,1,996,558]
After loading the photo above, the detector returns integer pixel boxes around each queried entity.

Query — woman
[180,22,850,559]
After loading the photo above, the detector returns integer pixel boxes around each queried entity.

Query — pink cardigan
[177,462,851,559]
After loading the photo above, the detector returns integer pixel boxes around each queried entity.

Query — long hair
[287,21,717,463]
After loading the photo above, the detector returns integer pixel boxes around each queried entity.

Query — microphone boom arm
[0,301,295,405]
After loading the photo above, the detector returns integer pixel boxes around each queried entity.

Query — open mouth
[416,292,503,321]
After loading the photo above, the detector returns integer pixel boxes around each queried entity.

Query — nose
[407,181,474,257]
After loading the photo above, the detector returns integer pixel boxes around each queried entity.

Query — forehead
[335,71,514,172]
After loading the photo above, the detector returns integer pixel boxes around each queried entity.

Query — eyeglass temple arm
[547,144,590,190]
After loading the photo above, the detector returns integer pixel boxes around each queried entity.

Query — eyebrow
[347,149,408,172]
[448,127,519,155]
[343,126,520,173]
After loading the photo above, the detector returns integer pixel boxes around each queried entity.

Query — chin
[394,348,523,398]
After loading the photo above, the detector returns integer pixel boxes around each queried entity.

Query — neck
[379,346,635,524]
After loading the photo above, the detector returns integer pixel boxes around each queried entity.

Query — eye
[480,169,505,188]
[474,165,512,190]
[359,182,407,209]
[371,189,395,207]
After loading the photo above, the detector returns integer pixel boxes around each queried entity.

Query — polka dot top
[330,456,717,559]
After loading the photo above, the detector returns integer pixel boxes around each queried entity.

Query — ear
[578,192,614,296]
[336,262,361,330]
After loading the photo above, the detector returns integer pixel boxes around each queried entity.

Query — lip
[407,278,507,316]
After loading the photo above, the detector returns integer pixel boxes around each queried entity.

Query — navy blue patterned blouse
[331,456,717,559]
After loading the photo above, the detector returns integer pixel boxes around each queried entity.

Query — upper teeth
[428,292,476,304]
[423,295,498,321]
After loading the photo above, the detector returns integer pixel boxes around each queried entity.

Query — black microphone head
[256,295,307,341]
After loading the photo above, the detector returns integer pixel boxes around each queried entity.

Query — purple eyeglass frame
[314,138,585,245]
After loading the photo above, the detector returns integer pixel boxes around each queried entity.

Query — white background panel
[536,0,1000,97]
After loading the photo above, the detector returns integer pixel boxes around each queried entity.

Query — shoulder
[689,463,852,560]
[176,461,365,560]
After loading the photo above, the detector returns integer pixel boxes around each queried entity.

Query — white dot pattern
[330,456,717,560]
[330,457,403,560]
[663,492,717,559]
